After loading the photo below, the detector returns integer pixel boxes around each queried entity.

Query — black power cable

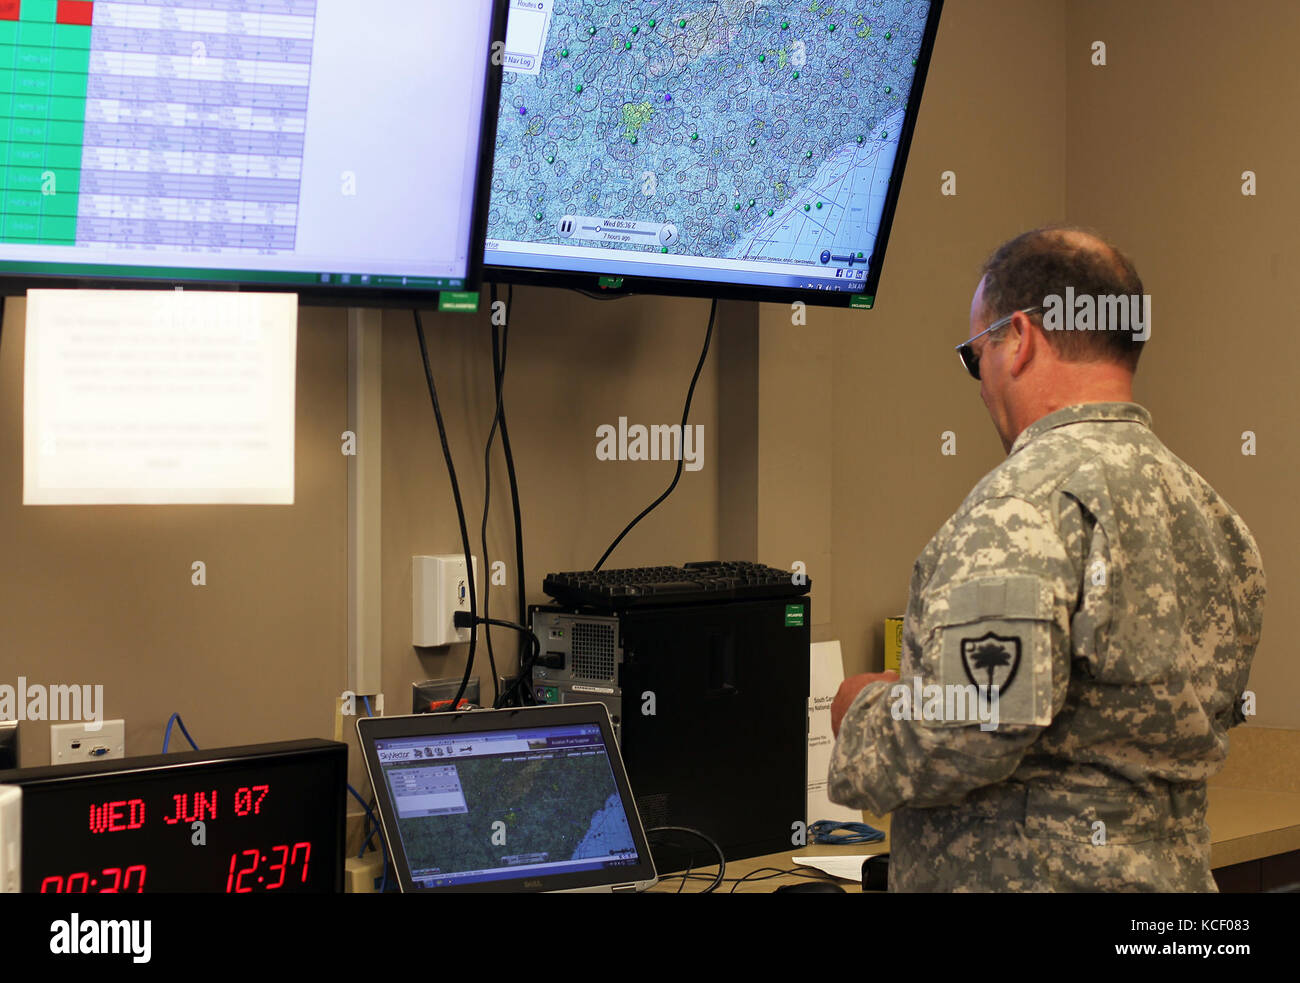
[479,283,512,707]
[645,825,726,894]
[413,309,478,712]
[592,298,717,572]
[494,285,530,701]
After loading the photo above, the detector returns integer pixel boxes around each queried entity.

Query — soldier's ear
[1008,315,1038,377]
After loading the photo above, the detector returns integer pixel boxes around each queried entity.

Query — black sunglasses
[955,306,1044,380]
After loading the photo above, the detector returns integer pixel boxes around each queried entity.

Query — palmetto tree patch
[960,632,1021,694]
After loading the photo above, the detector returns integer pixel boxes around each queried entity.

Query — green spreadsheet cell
[37,216,76,240]
[54,46,91,71]
[53,25,91,49]
[2,191,44,215]
[6,143,49,166]
[22,0,60,23]
[8,118,49,142]
[38,143,81,169]
[0,22,17,44]
[15,24,55,47]
[0,93,11,116]
[2,214,41,239]
[51,75,88,99]
[39,192,78,217]
[12,73,52,97]
[42,94,86,118]
[6,168,82,195]
[6,167,52,192]
[11,95,55,119]
[46,119,81,143]
[14,47,55,72]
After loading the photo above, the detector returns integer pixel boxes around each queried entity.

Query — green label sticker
[784,604,805,627]
[850,294,875,309]
[438,291,480,313]
[597,275,625,289]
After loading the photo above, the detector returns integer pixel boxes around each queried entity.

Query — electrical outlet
[413,554,479,647]
[50,720,125,764]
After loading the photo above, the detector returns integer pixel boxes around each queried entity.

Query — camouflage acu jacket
[828,402,1266,891]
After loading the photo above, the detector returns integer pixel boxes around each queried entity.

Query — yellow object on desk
[885,616,904,673]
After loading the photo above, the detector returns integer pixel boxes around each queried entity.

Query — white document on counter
[793,854,884,882]
[808,640,865,823]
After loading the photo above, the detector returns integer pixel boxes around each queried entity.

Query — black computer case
[529,595,810,864]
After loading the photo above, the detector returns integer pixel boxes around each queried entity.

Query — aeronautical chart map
[488,0,931,279]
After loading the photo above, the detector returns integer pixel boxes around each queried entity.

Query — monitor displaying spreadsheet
[0,0,506,302]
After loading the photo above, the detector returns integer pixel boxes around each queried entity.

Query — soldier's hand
[831,671,901,738]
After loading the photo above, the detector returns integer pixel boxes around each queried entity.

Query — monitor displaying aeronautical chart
[484,0,942,308]
[0,0,506,304]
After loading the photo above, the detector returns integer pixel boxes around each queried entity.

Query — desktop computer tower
[529,595,810,863]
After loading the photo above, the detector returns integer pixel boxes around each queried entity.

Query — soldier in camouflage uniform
[829,227,1266,891]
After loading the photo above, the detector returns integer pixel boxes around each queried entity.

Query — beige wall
[0,0,1292,789]
[1062,0,1298,727]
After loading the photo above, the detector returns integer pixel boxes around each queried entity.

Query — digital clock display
[0,739,345,893]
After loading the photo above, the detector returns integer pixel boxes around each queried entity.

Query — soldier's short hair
[980,225,1146,371]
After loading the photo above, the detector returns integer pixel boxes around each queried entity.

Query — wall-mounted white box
[413,555,479,648]
[51,719,125,764]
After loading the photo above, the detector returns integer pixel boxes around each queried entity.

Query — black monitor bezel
[357,704,658,894]
[483,0,944,309]
[0,0,510,308]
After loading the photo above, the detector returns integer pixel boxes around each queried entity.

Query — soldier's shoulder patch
[920,575,1055,728]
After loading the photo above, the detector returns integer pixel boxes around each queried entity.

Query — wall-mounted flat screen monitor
[483,0,943,308]
[0,0,507,305]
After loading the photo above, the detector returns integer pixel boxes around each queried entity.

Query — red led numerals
[233,784,269,816]
[39,865,146,893]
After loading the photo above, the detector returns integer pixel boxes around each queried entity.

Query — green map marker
[679,19,686,28]
[575,83,583,92]
[816,202,823,208]
[649,19,656,28]
[793,70,800,79]
[767,209,774,216]
[804,204,810,211]
[560,48,569,57]
[886,85,892,93]
[631,26,639,35]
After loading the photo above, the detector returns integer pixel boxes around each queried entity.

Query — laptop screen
[360,707,656,892]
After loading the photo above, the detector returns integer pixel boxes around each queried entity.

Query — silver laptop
[357,703,658,893]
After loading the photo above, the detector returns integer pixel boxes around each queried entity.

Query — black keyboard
[543,561,810,609]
